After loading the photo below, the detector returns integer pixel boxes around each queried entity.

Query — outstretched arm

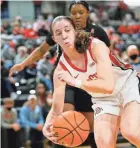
[22,41,50,67]
[42,64,66,141]
[9,41,51,76]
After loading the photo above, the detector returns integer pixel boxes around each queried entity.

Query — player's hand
[58,71,75,86]
[42,123,58,143]
[11,123,21,131]
[9,63,25,76]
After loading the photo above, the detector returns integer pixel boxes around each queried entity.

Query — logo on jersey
[87,73,97,81]
[95,107,103,116]
[74,74,79,78]
[89,62,95,67]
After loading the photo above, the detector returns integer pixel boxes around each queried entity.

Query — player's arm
[80,39,114,94]
[42,64,66,141]
[21,41,50,67]
[9,41,51,76]
[45,64,66,124]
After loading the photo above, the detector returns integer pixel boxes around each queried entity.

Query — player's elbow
[105,87,113,94]
[104,81,114,94]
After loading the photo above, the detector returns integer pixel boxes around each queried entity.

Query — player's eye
[72,12,76,15]
[79,11,84,15]
[65,29,70,32]
[56,32,61,36]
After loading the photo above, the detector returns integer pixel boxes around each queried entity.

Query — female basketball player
[42,16,140,148]
[9,1,110,148]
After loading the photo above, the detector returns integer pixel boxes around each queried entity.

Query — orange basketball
[53,111,90,147]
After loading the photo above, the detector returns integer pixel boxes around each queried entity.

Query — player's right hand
[42,123,58,143]
[9,63,24,76]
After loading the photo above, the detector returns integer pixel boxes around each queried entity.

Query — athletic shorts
[64,85,93,112]
[92,71,140,119]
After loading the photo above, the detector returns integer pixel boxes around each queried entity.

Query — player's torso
[59,46,133,98]
[60,49,96,82]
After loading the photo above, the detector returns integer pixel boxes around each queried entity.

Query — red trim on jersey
[63,52,87,72]
[109,52,132,69]
[59,61,68,71]
[88,38,97,63]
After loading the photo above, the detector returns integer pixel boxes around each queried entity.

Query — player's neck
[65,49,84,61]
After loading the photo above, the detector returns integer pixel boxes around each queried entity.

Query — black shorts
[64,85,93,112]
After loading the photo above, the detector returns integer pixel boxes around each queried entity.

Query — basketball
[53,111,90,147]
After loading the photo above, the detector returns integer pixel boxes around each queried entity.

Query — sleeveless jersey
[59,39,133,98]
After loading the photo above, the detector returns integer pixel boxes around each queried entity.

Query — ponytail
[75,30,91,53]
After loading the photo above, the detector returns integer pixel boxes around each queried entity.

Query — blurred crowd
[1,1,140,148]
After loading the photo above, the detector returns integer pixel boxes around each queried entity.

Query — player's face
[52,19,76,51]
[70,4,89,30]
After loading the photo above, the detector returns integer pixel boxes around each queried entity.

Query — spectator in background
[36,83,52,120]
[1,98,21,148]
[15,15,22,27]
[14,46,28,64]
[25,63,37,80]
[127,45,140,72]
[33,15,46,32]
[1,60,17,99]
[2,21,12,35]
[23,23,38,39]
[36,83,48,107]
[1,41,16,69]
[37,54,54,92]
[19,95,44,148]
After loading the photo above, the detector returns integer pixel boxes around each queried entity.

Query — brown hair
[51,16,91,54]
[3,98,14,105]
[50,16,75,35]
[75,30,91,53]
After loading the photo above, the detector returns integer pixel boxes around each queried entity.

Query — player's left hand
[58,71,75,86]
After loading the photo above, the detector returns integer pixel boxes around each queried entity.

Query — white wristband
[74,79,82,88]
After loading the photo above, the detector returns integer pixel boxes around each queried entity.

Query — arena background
[1,0,140,148]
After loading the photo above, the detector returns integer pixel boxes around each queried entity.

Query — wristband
[74,79,82,88]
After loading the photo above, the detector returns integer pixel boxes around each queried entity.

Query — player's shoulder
[53,63,62,78]
[88,23,102,30]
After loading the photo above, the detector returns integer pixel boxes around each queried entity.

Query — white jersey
[59,39,133,98]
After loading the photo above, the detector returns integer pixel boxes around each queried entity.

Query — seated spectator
[36,83,52,120]
[127,45,140,72]
[23,23,38,39]
[1,41,16,69]
[1,60,17,99]
[1,98,21,148]
[19,95,44,148]
[25,63,37,79]
[37,54,55,92]
[2,21,12,35]
[14,46,28,64]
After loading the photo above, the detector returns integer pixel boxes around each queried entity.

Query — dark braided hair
[69,0,89,12]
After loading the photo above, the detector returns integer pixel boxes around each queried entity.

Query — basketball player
[9,1,110,147]
[42,16,140,148]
